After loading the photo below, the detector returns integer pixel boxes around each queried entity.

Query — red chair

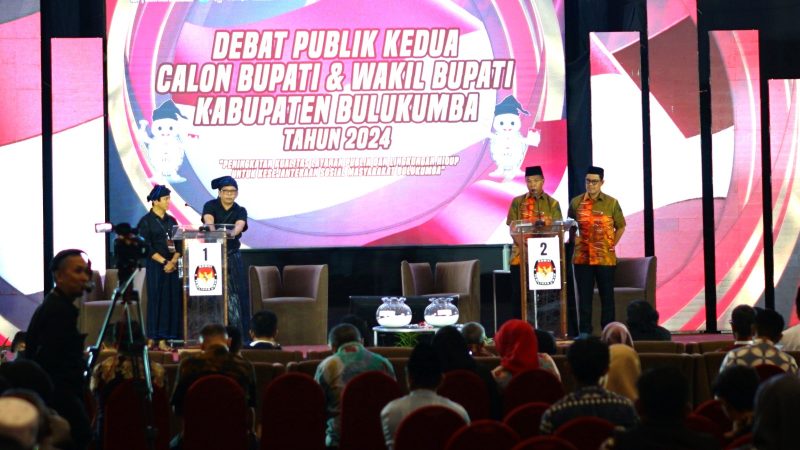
[724,432,753,450]
[394,405,468,450]
[554,416,615,450]
[685,413,725,446]
[754,363,785,381]
[183,375,249,450]
[444,420,520,450]
[503,369,565,415]
[438,369,491,420]
[260,373,326,450]
[339,371,403,450]
[503,402,550,439]
[512,435,579,450]
[693,399,733,433]
[103,380,170,450]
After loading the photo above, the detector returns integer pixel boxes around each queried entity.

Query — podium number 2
[540,242,548,255]
[202,247,208,261]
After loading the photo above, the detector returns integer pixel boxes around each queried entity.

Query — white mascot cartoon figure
[489,95,541,182]
[136,100,188,183]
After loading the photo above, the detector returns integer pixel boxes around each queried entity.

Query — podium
[173,225,233,344]
[510,219,575,338]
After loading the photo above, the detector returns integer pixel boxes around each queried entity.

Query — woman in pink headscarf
[601,322,634,347]
[491,319,560,390]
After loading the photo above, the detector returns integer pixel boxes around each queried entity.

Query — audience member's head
[637,367,690,423]
[752,374,800,450]
[0,397,39,449]
[567,336,608,386]
[730,305,756,341]
[10,333,26,355]
[225,326,243,354]
[713,365,759,419]
[339,314,369,346]
[432,326,475,372]
[461,322,486,347]
[495,319,539,376]
[754,308,784,343]
[250,310,279,340]
[328,324,361,351]
[535,328,557,355]
[626,300,659,331]
[199,324,228,350]
[600,322,634,347]
[2,390,51,446]
[0,360,55,405]
[603,344,641,401]
[406,343,442,390]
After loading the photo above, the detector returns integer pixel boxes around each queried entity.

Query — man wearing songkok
[568,166,625,335]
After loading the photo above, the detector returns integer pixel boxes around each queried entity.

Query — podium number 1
[202,247,208,260]
[540,242,548,255]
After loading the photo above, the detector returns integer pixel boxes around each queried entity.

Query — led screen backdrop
[0,0,42,342]
[105,0,568,249]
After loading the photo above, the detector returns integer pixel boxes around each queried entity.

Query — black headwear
[210,176,238,190]
[525,166,543,177]
[146,185,171,202]
[586,166,605,179]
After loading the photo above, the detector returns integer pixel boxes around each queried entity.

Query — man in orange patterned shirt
[507,166,563,317]
[568,166,625,335]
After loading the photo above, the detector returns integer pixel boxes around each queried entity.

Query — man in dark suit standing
[25,249,93,449]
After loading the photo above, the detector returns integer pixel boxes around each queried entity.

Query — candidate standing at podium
[137,185,182,342]
[506,166,562,318]
[568,166,625,335]
[202,176,250,337]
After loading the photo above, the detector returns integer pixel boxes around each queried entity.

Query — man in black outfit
[248,310,281,350]
[25,249,93,449]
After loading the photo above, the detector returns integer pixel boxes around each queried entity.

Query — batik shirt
[720,338,799,375]
[507,192,563,265]
[569,192,625,266]
[314,341,396,447]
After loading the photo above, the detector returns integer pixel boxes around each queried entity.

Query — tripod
[85,267,157,450]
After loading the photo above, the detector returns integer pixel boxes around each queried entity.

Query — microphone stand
[85,266,157,450]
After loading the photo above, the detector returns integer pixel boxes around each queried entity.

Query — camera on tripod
[96,222,148,300]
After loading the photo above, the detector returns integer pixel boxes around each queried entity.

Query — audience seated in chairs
[720,308,798,375]
[89,321,166,449]
[313,323,395,448]
[534,328,558,356]
[750,373,800,450]
[712,365,759,442]
[432,326,502,420]
[461,322,494,357]
[601,367,720,450]
[492,320,560,390]
[601,344,640,401]
[724,305,756,352]
[540,337,637,435]
[381,343,469,450]
[600,322,633,347]
[625,300,671,341]
[170,324,257,448]
[247,311,282,350]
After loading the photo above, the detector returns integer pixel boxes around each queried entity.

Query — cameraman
[137,185,182,346]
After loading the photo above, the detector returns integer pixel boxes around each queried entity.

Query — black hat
[525,166,543,177]
[152,100,187,121]
[587,166,604,179]
[494,95,530,116]
[146,185,171,202]
[211,176,238,190]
